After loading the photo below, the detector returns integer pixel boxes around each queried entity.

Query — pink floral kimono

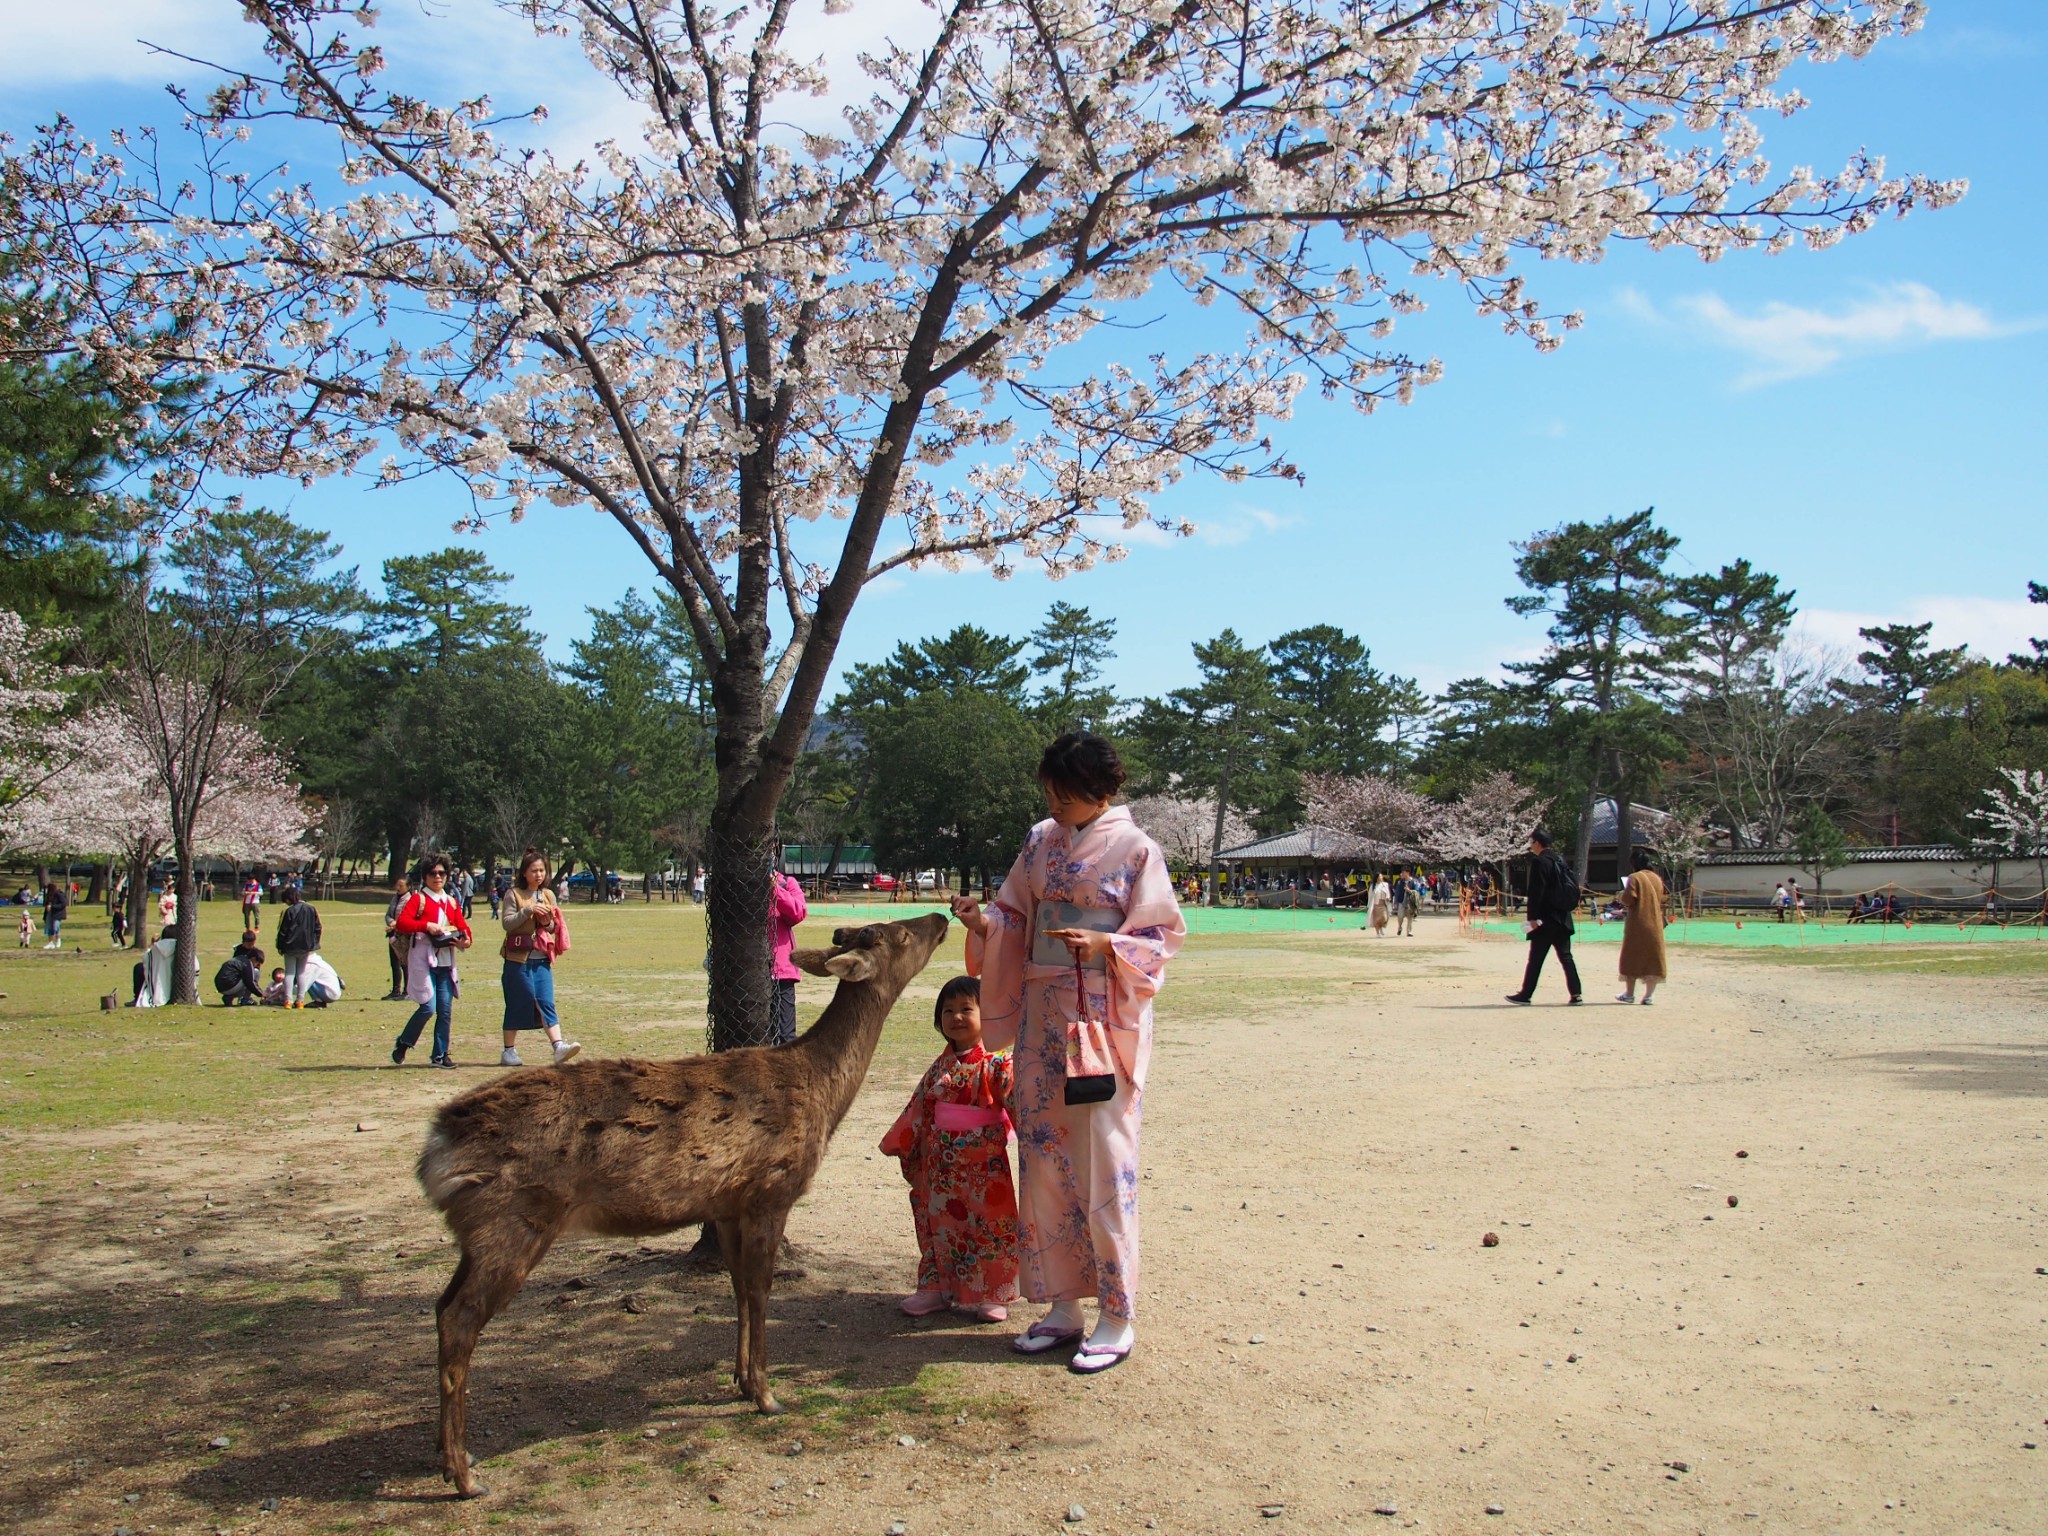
[967,806,1184,1320]
[880,1044,1020,1306]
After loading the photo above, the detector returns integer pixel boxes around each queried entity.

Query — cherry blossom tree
[3,0,1959,1037]
[1129,789,1252,873]
[0,610,81,813]
[1301,771,1433,862]
[1971,767,2048,907]
[2,703,313,959]
[1431,768,1548,890]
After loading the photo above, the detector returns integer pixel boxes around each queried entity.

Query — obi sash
[1031,899,1123,971]
[933,1102,1009,1134]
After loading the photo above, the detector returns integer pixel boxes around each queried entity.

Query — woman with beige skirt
[1617,867,1669,1005]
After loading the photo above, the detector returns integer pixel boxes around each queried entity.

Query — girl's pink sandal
[967,1303,1009,1323]
[898,1290,948,1317]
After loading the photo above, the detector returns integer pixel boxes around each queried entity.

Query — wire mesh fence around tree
[703,821,781,1053]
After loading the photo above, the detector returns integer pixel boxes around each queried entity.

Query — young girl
[17,907,32,948]
[880,976,1020,1323]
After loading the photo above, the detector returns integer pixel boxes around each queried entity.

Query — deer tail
[417,1122,497,1212]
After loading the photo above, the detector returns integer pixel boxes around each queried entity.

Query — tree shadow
[1849,1042,2048,1098]
[0,1237,1029,1526]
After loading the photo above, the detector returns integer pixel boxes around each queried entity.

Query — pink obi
[933,1102,1009,1134]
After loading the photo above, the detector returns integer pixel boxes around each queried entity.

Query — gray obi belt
[1031,900,1123,972]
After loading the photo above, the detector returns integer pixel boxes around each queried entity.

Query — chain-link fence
[703,821,781,1052]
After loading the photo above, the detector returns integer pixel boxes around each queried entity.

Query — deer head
[791,912,950,988]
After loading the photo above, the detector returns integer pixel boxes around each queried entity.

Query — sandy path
[4,926,2044,1535]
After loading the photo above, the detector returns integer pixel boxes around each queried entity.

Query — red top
[395,889,471,940]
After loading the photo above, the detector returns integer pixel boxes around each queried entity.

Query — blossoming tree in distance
[1129,790,1253,877]
[2,704,314,958]
[2,0,1961,1038]
[0,610,76,814]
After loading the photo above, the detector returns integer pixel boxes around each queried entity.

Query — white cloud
[0,0,938,154]
[0,0,253,87]
[1792,595,2043,667]
[1621,282,2034,387]
[1195,505,1297,547]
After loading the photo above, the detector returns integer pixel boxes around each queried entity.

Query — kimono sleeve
[965,831,1038,1053]
[879,1057,940,1177]
[1104,831,1185,1093]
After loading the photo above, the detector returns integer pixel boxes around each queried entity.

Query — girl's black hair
[1037,731,1127,803]
[934,974,980,1035]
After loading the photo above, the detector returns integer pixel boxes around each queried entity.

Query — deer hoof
[442,1465,489,1499]
[755,1393,785,1416]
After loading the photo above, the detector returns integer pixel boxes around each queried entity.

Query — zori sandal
[1011,1321,1085,1355]
[1068,1345,1132,1375]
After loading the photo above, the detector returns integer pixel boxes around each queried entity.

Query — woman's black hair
[1036,731,1127,803]
[934,974,980,1035]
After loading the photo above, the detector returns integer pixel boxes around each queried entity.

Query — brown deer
[416,912,950,1497]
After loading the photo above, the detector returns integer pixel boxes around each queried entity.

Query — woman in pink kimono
[953,733,1184,1374]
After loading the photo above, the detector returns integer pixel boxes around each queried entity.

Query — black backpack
[1555,858,1582,912]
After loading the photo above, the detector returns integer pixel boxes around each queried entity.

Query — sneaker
[433,1056,456,1070]
[551,1040,582,1066]
[500,1048,524,1067]
[1567,995,1584,1006]
[1504,993,1532,1006]
[391,1041,409,1065]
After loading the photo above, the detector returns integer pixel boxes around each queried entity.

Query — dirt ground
[3,919,2045,1536]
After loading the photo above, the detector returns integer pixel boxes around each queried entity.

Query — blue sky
[3,1,2042,700]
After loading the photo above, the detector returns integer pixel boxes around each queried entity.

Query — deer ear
[791,948,836,977]
[823,949,881,982]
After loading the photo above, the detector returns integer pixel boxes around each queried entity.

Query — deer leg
[715,1218,750,1399]
[738,1210,789,1415]
[436,1225,555,1498]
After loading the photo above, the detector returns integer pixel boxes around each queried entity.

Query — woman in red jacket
[390,856,472,1068]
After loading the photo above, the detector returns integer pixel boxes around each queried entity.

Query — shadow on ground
[1850,1041,2048,1097]
[0,1236,1030,1529]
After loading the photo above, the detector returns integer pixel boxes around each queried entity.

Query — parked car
[870,874,900,892]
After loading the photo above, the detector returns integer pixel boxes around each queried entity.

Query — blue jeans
[501,958,557,1032]
[398,966,456,1060]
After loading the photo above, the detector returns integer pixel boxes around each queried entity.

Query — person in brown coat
[1616,867,1669,1005]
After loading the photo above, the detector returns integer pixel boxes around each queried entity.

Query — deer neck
[795,981,894,1133]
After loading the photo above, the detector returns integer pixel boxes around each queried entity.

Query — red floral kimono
[880,1044,1020,1306]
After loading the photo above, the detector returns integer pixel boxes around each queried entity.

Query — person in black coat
[217,933,265,1006]
[1506,828,1582,1005]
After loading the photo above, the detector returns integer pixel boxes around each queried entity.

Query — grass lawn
[0,894,972,1156]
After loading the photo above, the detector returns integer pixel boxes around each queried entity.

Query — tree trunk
[1573,787,1597,887]
[1612,775,1634,886]
[126,854,150,949]
[170,847,201,1005]
[86,864,106,905]
[1207,741,1236,907]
